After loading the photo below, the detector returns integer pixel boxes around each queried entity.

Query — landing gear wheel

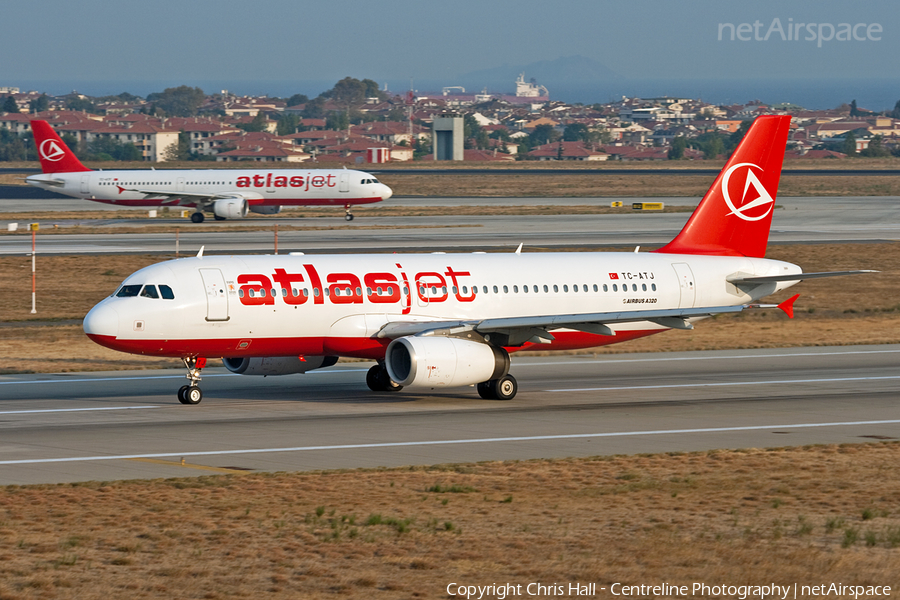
[366,365,402,392]
[345,213,354,221]
[190,212,205,223]
[478,375,517,400]
[179,386,203,405]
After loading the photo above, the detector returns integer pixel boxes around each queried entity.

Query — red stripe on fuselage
[83,197,383,209]
[86,329,665,361]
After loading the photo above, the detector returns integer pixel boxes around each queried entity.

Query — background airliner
[83,115,873,404]
[25,120,392,222]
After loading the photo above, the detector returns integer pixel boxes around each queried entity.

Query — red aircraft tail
[656,115,792,258]
[30,120,91,174]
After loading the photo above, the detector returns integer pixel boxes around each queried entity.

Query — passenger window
[573,285,578,293]
[116,284,142,297]
[513,285,519,293]
[452,286,458,294]
[314,288,320,297]
[140,285,159,299]
[281,288,288,297]
[533,285,538,293]
[603,284,608,292]
[523,285,528,293]
[652,283,657,292]
[483,286,489,294]
[642,283,647,291]
[632,284,637,291]
[553,285,558,293]
[613,284,618,292]
[563,285,568,292]
[543,285,548,293]
[583,284,588,292]
[159,285,175,299]
[593,284,598,292]
[503,285,509,294]
[304,289,309,297]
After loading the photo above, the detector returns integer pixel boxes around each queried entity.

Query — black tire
[491,375,517,400]
[182,386,203,405]
[345,213,354,221]
[190,212,205,223]
[366,365,384,391]
[177,385,191,404]
[476,381,495,399]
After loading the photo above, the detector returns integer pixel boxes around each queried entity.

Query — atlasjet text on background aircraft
[83,116,874,404]
[25,120,392,222]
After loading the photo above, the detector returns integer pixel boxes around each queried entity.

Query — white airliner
[25,120,392,222]
[83,115,873,404]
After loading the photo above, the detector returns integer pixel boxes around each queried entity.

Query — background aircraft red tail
[30,120,91,174]
[656,115,792,258]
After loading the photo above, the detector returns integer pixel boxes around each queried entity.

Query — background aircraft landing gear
[366,363,402,392]
[190,212,205,223]
[477,374,518,400]
[344,205,354,221]
[178,357,206,404]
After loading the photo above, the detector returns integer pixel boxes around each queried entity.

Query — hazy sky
[4,0,898,103]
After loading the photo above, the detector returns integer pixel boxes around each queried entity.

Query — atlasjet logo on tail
[721,162,775,222]
[39,139,66,162]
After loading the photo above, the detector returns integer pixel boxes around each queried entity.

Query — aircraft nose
[379,184,393,200]
[83,302,119,339]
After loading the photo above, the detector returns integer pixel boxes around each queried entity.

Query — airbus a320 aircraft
[83,115,873,404]
[25,120,392,222]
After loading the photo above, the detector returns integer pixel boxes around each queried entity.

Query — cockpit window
[140,285,159,299]
[371,178,379,184]
[116,284,142,297]
[159,285,175,299]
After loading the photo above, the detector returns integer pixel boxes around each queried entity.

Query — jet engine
[222,355,338,376]
[385,336,509,389]
[249,204,282,215]
[212,197,248,219]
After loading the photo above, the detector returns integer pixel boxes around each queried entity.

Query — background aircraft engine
[249,205,281,215]
[222,355,338,376]
[385,336,509,389]
[212,198,248,219]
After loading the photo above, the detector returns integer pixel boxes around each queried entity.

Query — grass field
[1,443,899,599]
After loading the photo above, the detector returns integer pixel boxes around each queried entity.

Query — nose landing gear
[178,356,206,404]
[345,205,354,221]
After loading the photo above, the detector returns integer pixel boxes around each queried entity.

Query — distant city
[1,74,899,164]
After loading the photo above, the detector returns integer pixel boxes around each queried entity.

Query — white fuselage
[26,168,391,209]
[84,251,802,360]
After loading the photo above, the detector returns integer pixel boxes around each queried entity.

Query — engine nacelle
[213,198,248,219]
[249,204,282,215]
[385,336,509,389]
[222,355,338,376]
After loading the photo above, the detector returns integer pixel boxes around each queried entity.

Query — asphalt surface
[1,195,897,255]
[0,346,897,485]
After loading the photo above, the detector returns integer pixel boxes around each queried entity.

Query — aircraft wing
[727,270,877,285]
[376,304,745,346]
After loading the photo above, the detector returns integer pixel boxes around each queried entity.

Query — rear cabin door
[339,172,350,193]
[80,174,90,194]
[199,268,229,321]
[672,263,696,308]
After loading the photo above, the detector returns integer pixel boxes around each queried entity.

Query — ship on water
[417,73,549,106]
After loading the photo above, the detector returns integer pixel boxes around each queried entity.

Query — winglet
[777,294,800,319]
[197,246,204,258]
[515,243,523,255]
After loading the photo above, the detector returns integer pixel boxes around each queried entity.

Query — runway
[0,345,898,485]
[1,196,898,255]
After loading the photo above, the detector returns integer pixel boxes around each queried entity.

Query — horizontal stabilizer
[728,270,878,285]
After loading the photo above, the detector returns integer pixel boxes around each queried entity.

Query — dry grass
[1,443,899,598]
[0,243,896,373]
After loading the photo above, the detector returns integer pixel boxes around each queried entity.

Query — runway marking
[1,419,898,466]
[0,369,369,387]
[0,406,159,415]
[547,375,900,393]
[524,348,900,367]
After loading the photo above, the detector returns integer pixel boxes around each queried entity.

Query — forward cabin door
[339,172,350,193]
[199,268,229,321]
[672,263,695,308]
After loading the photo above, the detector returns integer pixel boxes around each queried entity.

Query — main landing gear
[477,374,518,400]
[178,357,206,404]
[344,205,354,221]
[366,363,402,392]
[190,212,205,223]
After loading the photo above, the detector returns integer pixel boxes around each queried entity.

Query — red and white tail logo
[656,115,791,258]
[30,120,91,174]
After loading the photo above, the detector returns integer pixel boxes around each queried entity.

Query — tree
[277,113,300,136]
[850,99,860,117]
[2,96,20,113]
[29,94,49,114]
[463,114,482,149]
[860,134,889,157]
[149,86,205,117]
[164,131,193,161]
[529,124,558,146]
[301,97,326,119]
[66,96,97,113]
[728,120,752,151]
[891,99,900,120]
[563,123,589,142]
[286,93,309,107]
[85,137,141,161]
[236,112,268,133]
[842,131,857,156]
[668,136,687,160]
[326,112,349,131]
